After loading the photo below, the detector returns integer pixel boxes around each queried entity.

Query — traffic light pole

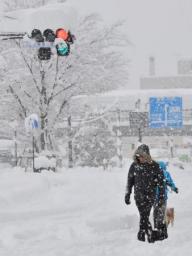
[32,135,35,172]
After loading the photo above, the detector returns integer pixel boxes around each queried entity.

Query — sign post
[24,114,39,172]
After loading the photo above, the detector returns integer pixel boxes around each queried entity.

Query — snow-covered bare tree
[0,14,130,153]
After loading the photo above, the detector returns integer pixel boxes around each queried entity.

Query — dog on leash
[166,207,174,226]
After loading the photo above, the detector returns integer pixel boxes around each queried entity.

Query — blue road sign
[149,97,183,128]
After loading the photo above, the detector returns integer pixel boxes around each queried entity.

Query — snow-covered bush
[34,150,57,172]
[73,123,116,167]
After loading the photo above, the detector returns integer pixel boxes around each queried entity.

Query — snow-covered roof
[100,88,192,97]
[140,75,192,90]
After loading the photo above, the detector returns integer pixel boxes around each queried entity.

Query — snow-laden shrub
[34,150,56,172]
[73,124,116,167]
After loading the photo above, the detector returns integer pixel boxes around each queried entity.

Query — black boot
[137,230,145,242]
[147,230,155,243]
[155,225,168,241]
[159,225,168,240]
[151,230,160,241]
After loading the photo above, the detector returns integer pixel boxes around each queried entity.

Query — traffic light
[38,47,52,61]
[29,28,75,60]
[66,30,75,44]
[56,28,69,41]
[55,38,69,56]
[55,28,75,56]
[31,29,50,60]
[55,28,75,44]
[31,29,44,43]
[43,29,55,43]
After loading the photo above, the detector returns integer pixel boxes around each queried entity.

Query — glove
[125,193,131,205]
[174,187,179,194]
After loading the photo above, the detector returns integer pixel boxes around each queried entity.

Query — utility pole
[14,130,18,166]
[68,115,73,168]
[116,108,123,168]
[135,98,142,143]
[10,121,18,166]
[32,135,35,172]
[138,126,142,143]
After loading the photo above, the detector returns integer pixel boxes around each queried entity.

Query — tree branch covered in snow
[8,85,27,118]
[0,13,130,151]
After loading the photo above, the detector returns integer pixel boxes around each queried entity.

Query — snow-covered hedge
[34,151,57,172]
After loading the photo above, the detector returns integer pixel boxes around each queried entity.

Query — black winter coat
[126,161,165,203]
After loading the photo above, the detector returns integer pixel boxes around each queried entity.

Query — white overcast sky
[70,0,192,88]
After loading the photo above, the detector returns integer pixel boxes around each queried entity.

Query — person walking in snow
[125,144,165,243]
[153,161,178,240]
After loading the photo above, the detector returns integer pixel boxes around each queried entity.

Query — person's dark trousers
[153,201,166,229]
[153,201,168,240]
[136,200,154,242]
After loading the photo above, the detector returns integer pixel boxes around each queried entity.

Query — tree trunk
[40,68,48,151]
[40,115,46,151]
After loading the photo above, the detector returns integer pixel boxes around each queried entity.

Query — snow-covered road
[0,161,191,256]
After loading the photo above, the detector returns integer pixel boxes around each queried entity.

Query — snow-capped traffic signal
[29,28,75,60]
[31,29,51,60]
[56,28,69,41]
[55,38,69,56]
[38,47,52,61]
[55,28,75,44]
[55,28,75,56]
[31,29,44,43]
[66,30,75,44]
[0,28,75,60]
[43,29,55,43]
